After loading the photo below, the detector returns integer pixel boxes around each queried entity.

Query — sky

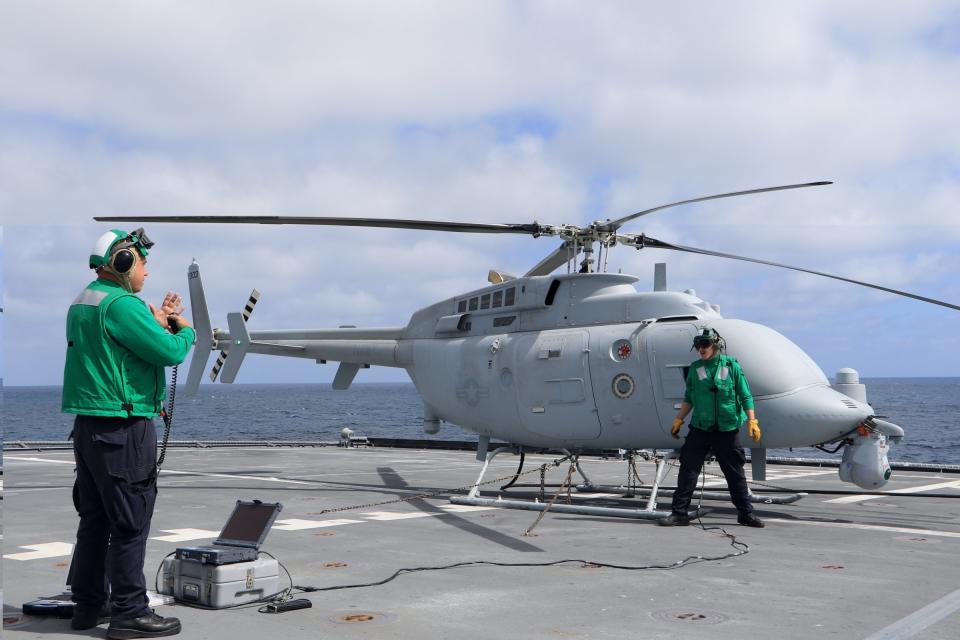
[2,1,959,386]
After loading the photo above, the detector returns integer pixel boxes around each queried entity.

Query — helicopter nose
[755,383,871,448]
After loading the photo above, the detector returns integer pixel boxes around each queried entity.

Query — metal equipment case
[160,557,280,608]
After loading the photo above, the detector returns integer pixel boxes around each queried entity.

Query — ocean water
[3,379,959,465]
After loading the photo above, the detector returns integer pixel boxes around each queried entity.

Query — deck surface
[3,445,960,639]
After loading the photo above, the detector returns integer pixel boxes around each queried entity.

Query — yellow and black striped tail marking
[209,289,260,382]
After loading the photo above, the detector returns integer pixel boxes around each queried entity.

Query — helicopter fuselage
[213,270,875,452]
[402,272,871,450]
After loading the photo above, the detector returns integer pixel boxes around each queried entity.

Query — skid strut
[453,447,705,520]
[574,450,805,505]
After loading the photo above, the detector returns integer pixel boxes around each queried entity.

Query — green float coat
[683,353,754,432]
[62,279,195,417]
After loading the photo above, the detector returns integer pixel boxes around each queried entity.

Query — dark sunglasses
[693,338,714,349]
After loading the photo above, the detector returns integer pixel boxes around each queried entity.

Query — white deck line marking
[704,469,835,488]
[272,518,362,531]
[361,511,435,521]
[762,470,835,480]
[824,479,960,504]
[149,529,221,542]
[158,469,315,485]
[862,586,960,640]
[3,455,324,486]
[4,542,74,561]
[438,504,497,513]
[148,592,175,607]
[765,518,960,538]
[4,456,75,465]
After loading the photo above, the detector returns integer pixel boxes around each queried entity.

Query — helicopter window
[505,287,516,306]
[469,297,479,311]
[545,280,561,305]
[457,300,467,313]
[492,290,503,308]
[480,294,491,310]
[493,315,515,327]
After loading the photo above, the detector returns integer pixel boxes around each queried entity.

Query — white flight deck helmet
[89,228,154,291]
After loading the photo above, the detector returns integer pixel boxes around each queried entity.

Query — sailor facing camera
[62,228,194,638]
[658,327,764,528]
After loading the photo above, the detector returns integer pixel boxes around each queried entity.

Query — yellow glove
[747,419,761,443]
[671,418,684,438]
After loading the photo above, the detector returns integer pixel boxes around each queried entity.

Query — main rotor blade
[606,181,832,231]
[93,215,544,235]
[636,235,960,311]
[524,242,582,277]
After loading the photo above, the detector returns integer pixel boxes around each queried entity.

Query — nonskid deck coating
[3,446,960,639]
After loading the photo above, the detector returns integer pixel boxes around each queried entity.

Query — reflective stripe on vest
[72,289,109,307]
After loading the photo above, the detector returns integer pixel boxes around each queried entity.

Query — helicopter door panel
[585,325,659,448]
[647,323,698,435]
[513,330,601,440]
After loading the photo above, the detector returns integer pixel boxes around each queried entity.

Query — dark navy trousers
[671,427,753,515]
[71,415,157,619]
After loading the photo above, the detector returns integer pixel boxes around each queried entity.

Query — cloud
[2,2,959,384]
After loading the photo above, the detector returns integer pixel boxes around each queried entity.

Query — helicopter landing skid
[574,485,806,505]
[573,450,805,505]
[449,495,706,520]
[453,447,704,520]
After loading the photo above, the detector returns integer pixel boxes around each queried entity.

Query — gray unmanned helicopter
[97,181,959,519]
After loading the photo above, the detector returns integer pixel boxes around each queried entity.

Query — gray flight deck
[3,443,960,639]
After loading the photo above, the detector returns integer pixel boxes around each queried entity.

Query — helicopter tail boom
[185,261,409,390]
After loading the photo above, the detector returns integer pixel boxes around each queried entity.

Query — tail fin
[219,311,251,383]
[184,261,213,396]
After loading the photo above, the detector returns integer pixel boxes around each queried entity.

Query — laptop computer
[175,500,283,565]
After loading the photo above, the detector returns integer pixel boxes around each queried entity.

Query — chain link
[523,461,577,536]
[538,464,547,502]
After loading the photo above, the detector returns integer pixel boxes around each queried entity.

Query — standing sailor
[62,228,194,638]
[658,327,764,528]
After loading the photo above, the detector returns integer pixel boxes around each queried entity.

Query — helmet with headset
[89,228,154,274]
[692,327,726,352]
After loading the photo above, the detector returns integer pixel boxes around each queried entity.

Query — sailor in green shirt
[658,328,764,528]
[63,228,193,638]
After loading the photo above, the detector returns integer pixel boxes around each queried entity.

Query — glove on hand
[747,419,761,443]
[671,418,684,438]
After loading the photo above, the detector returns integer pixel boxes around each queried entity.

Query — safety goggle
[115,227,155,256]
[693,337,714,349]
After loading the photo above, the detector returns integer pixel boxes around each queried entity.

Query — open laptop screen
[215,501,283,548]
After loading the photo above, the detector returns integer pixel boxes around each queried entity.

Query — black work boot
[737,512,765,528]
[70,603,110,630]
[106,610,181,639]
[657,512,690,527]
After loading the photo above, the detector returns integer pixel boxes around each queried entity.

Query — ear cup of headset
[111,248,136,274]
